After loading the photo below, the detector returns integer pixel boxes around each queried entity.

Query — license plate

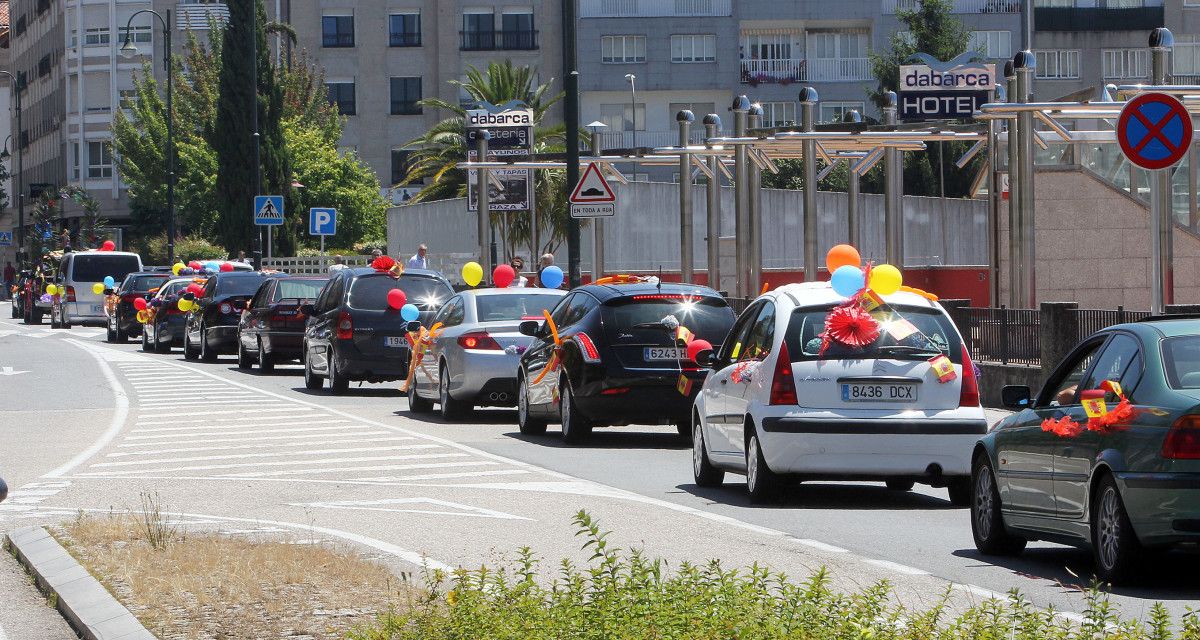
[644,347,683,361]
[384,336,407,348]
[91,305,102,313]
[841,383,917,402]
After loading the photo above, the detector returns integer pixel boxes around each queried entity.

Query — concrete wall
[978,361,1043,409]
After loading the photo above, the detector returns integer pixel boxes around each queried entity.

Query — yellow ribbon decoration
[531,310,564,385]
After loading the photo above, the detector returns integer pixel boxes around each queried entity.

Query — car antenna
[657,266,662,290]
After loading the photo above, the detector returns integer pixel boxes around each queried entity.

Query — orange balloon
[826,244,861,273]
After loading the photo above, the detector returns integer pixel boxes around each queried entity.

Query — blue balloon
[400,303,420,322]
[204,261,220,272]
[103,276,116,288]
[540,265,564,289]
[830,265,865,298]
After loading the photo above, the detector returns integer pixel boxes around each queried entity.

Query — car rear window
[273,279,326,302]
[1162,336,1200,389]
[215,275,267,296]
[604,295,735,340]
[126,275,170,292]
[71,255,141,283]
[348,275,452,311]
[475,293,562,322]
[783,304,962,363]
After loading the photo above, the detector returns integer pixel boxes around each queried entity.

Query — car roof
[345,266,446,278]
[458,287,567,298]
[575,281,723,302]
[1106,317,1200,339]
[773,281,940,310]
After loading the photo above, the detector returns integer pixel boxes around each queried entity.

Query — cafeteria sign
[466,100,533,211]
[899,52,996,122]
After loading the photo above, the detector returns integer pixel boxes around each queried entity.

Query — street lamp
[119,10,175,264]
[0,70,24,265]
[624,74,637,148]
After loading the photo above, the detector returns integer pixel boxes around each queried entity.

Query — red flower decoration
[1041,416,1083,438]
[372,256,396,272]
[823,304,880,349]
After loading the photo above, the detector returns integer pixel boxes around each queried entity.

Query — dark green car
[971,318,1200,584]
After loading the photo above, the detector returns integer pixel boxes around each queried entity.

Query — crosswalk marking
[131,419,352,434]
[107,436,416,457]
[92,444,445,468]
[226,459,494,479]
[78,451,460,476]
[117,430,395,447]
[134,407,307,424]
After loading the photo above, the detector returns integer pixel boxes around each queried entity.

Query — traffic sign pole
[1152,32,1175,313]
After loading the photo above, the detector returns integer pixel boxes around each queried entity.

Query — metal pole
[320,235,325,257]
[251,4,262,270]
[747,104,763,292]
[731,95,750,297]
[476,131,491,277]
[563,0,581,288]
[1021,0,1032,51]
[703,114,722,291]
[1005,61,1021,307]
[987,87,1001,305]
[1151,28,1175,312]
[11,76,22,262]
[800,88,818,282]
[161,11,175,264]
[677,110,695,283]
[1014,51,1036,308]
[590,128,604,280]
[882,90,902,266]
[626,74,637,149]
[844,110,862,248]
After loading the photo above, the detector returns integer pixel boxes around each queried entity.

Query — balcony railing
[883,0,1019,12]
[460,30,539,51]
[598,130,705,149]
[580,0,732,17]
[809,58,871,82]
[740,59,807,85]
[1035,5,1163,30]
[176,2,229,30]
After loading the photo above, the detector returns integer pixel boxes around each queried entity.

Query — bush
[349,512,1200,640]
[140,234,228,265]
[354,236,387,255]
[296,246,356,257]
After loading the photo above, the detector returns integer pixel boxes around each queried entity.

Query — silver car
[408,287,567,419]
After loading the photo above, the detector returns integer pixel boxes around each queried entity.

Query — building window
[322,15,355,48]
[129,25,152,44]
[325,81,356,115]
[461,12,495,50]
[499,11,537,50]
[808,31,867,60]
[671,34,716,63]
[1034,49,1080,79]
[1102,48,1149,79]
[761,101,797,127]
[88,141,113,179]
[391,149,413,186]
[669,102,716,123]
[38,55,51,78]
[390,77,422,115]
[969,31,1011,60]
[820,101,864,123]
[72,143,80,181]
[118,89,138,109]
[1175,42,1200,76]
[14,15,26,38]
[389,13,421,47]
[84,27,110,45]
[601,35,646,63]
[599,103,645,131]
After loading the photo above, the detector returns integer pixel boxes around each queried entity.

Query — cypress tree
[212,0,258,255]
[257,0,294,255]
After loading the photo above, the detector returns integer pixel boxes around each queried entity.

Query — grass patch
[54,506,416,640]
[350,511,1200,640]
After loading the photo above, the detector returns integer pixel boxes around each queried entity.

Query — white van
[55,251,144,327]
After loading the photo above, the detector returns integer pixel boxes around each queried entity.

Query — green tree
[284,119,386,249]
[213,0,260,255]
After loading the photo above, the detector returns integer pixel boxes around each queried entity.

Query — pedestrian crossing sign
[0,231,11,246]
[254,195,284,226]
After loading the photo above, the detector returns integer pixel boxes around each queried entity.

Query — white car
[691,282,986,504]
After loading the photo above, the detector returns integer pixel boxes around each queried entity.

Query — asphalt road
[1,303,1197,632]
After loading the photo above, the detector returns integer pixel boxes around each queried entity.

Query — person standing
[407,244,428,270]
[2,261,14,301]
[535,253,555,288]
[327,255,348,274]
[508,257,528,287]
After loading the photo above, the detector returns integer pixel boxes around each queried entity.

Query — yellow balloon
[177,299,193,312]
[136,310,149,323]
[45,284,58,296]
[869,264,903,296]
[92,283,105,295]
[461,261,484,287]
[172,262,185,276]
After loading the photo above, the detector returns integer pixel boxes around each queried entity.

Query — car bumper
[453,351,521,404]
[153,317,188,345]
[756,408,986,478]
[574,375,702,425]
[204,324,240,353]
[66,302,106,325]
[1115,472,1200,547]
[264,333,304,358]
[336,348,411,382]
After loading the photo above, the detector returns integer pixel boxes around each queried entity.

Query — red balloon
[100,240,116,252]
[493,264,516,288]
[387,288,406,310]
[133,297,148,311]
[687,339,714,363]
[188,261,202,270]
[219,262,234,272]
[186,284,205,297]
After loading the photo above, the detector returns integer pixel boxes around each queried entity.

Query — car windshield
[783,304,962,363]
[72,255,141,283]
[124,275,170,292]
[604,295,736,340]
[1162,336,1200,389]
[474,293,562,322]
[273,279,327,302]
[348,275,451,311]
[157,281,189,298]
[215,275,267,296]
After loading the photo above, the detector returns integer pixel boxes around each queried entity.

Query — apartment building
[286,1,563,203]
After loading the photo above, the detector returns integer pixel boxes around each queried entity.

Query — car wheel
[947,477,972,506]
[559,379,592,444]
[971,458,1027,556]
[9,301,17,318]
[141,327,153,353]
[199,324,216,362]
[517,374,547,435]
[258,339,274,372]
[327,351,349,394]
[30,308,43,325]
[745,427,779,504]
[183,328,198,360]
[676,420,693,444]
[116,323,128,342]
[439,365,471,420]
[237,338,253,369]
[408,380,434,413]
[886,479,915,492]
[106,318,117,343]
[50,308,61,329]
[692,416,725,488]
[1092,474,1142,584]
[153,325,170,354]
[61,309,71,330]
[303,353,324,390]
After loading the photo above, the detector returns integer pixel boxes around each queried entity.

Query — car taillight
[572,332,602,363]
[768,342,798,405]
[219,302,233,315]
[336,311,354,340]
[1162,414,1200,459]
[66,286,76,302]
[121,294,140,304]
[458,331,502,351]
[959,345,980,407]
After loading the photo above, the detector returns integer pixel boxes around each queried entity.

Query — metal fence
[958,306,1042,366]
[1073,306,1150,343]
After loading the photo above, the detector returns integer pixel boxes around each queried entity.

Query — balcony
[176,2,229,30]
[598,130,705,150]
[1035,3,1163,31]
[883,0,1019,12]
[460,30,539,51]
[739,57,871,84]
[809,58,871,82]
[580,0,732,17]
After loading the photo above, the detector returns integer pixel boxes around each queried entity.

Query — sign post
[569,162,616,218]
[465,102,533,213]
[254,195,284,261]
[309,207,337,256]
[1116,92,1192,314]
[898,55,997,122]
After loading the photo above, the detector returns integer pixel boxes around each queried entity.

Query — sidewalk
[0,545,78,640]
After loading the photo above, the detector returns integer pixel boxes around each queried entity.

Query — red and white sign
[569,162,616,204]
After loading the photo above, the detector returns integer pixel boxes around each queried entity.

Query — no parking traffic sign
[1117,93,1193,171]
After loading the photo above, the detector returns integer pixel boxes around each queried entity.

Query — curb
[4,526,157,640]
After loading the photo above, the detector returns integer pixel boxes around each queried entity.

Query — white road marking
[125,425,377,441]
[43,340,131,478]
[79,451,462,476]
[138,400,282,409]
[108,435,414,456]
[862,558,930,576]
[118,430,393,447]
[134,389,252,398]
[0,621,8,640]
[226,459,494,479]
[361,469,532,482]
[793,539,850,554]
[131,418,350,433]
[134,407,308,424]
[951,583,1007,601]
[293,497,531,521]
[92,444,445,468]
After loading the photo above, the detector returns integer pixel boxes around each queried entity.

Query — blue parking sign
[254,195,284,226]
[0,231,11,247]
[309,208,337,236]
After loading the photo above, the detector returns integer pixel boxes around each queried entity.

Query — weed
[138,492,176,551]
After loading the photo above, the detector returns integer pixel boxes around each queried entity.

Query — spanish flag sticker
[929,354,957,383]
[1081,390,1108,418]
[858,289,884,313]
[677,374,694,396]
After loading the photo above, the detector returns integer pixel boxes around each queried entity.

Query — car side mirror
[1001,385,1032,409]
[694,349,716,368]
[405,320,422,333]
[519,320,540,337]
[298,304,315,316]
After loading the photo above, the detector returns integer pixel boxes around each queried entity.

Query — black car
[10,271,31,319]
[237,276,329,371]
[142,278,199,353]
[184,272,282,361]
[516,282,736,443]
[106,272,172,342]
[302,267,453,393]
